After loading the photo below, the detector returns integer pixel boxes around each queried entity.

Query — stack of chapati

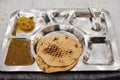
[36,33,83,73]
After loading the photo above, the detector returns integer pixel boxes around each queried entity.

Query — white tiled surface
[0,0,120,52]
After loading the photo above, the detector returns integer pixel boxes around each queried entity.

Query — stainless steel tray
[0,9,119,71]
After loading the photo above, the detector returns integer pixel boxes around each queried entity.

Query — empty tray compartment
[83,37,114,65]
[51,11,69,23]
[69,11,101,26]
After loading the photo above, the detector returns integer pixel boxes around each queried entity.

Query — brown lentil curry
[5,38,34,65]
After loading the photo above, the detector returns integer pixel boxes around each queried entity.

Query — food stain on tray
[5,38,35,66]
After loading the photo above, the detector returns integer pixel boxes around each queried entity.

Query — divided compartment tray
[0,9,119,71]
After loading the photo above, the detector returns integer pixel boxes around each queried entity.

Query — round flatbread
[36,55,79,73]
[36,33,83,67]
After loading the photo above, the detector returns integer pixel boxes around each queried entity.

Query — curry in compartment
[5,38,34,65]
[12,16,35,35]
